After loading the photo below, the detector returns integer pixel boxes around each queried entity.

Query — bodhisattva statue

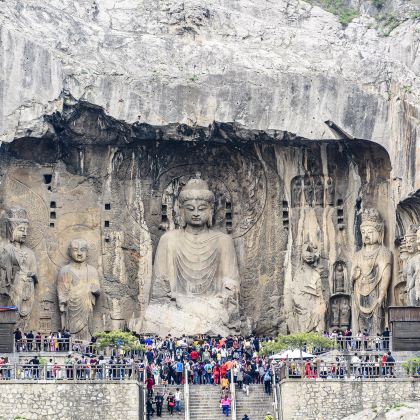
[404,225,420,306]
[288,241,326,333]
[144,175,240,336]
[57,239,100,339]
[352,208,392,335]
[0,207,37,318]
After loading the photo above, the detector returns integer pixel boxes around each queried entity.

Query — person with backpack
[264,412,274,420]
[263,370,272,395]
[167,392,175,415]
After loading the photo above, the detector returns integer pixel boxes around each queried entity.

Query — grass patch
[309,0,359,26]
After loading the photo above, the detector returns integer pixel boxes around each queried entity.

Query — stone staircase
[236,385,275,419]
[190,384,229,420]
[151,384,184,419]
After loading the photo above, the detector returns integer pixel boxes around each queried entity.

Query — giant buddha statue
[143,175,240,336]
[352,208,392,335]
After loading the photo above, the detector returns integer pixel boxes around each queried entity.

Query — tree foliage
[402,357,420,376]
[260,332,336,356]
[95,330,145,352]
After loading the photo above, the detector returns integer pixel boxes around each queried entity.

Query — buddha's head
[178,175,215,228]
[360,208,384,246]
[6,207,29,244]
[404,225,419,254]
[302,241,320,266]
[69,239,88,263]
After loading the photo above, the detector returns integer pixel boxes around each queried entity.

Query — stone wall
[0,381,140,420]
[279,379,420,420]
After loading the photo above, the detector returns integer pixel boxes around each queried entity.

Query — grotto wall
[0,102,395,335]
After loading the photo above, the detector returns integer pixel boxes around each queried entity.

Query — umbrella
[269,349,314,360]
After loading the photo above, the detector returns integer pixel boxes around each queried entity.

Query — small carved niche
[225,201,233,233]
[333,260,347,294]
[329,294,351,329]
[282,200,289,228]
[336,199,345,229]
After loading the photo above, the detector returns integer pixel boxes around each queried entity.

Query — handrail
[184,364,190,420]
[271,365,280,420]
[230,366,236,420]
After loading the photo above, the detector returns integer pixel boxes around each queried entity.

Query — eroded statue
[403,225,420,306]
[57,239,100,338]
[287,241,326,333]
[0,207,38,318]
[352,208,392,335]
[143,175,240,336]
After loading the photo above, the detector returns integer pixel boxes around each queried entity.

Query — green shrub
[401,357,420,376]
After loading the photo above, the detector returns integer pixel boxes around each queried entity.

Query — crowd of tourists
[281,351,398,379]
[321,328,391,352]
[13,328,73,352]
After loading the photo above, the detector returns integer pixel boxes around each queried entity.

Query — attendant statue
[57,239,100,338]
[144,175,240,336]
[404,225,420,306]
[0,207,37,318]
[288,241,326,333]
[352,208,392,335]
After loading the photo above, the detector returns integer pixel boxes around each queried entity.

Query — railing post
[230,367,236,420]
[272,365,280,420]
[184,364,190,420]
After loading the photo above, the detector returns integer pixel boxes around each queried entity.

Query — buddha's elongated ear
[179,207,186,228]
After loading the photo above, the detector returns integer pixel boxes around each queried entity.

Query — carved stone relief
[0,207,38,325]
[403,225,420,306]
[0,104,397,337]
[57,239,100,339]
[351,208,392,335]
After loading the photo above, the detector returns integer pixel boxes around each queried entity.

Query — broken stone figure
[352,208,392,335]
[57,239,100,339]
[404,225,420,306]
[289,241,326,333]
[0,207,38,319]
[144,174,240,336]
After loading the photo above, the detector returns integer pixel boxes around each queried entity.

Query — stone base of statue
[142,294,240,336]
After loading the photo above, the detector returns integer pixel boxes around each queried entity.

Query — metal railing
[275,360,419,380]
[0,363,139,381]
[184,364,190,420]
[271,364,280,420]
[13,338,93,354]
[230,367,237,420]
[327,336,391,353]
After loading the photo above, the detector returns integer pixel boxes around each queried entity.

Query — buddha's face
[302,242,319,265]
[69,241,88,263]
[405,235,417,254]
[361,225,380,245]
[182,199,212,227]
[12,223,28,244]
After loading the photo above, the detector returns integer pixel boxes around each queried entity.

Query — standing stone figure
[288,241,326,333]
[352,208,392,335]
[57,239,100,338]
[0,207,37,318]
[144,175,240,336]
[404,225,420,306]
[334,261,346,293]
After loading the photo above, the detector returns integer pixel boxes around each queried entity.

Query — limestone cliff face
[0,0,419,194]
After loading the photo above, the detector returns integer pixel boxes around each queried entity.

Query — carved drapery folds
[57,239,100,339]
[0,207,38,321]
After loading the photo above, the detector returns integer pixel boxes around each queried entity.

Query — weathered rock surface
[0,0,419,194]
